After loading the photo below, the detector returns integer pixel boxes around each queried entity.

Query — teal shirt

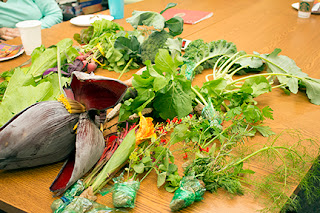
[0,0,63,29]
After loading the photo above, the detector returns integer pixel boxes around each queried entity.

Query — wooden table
[1,0,320,212]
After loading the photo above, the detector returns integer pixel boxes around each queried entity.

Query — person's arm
[33,0,63,29]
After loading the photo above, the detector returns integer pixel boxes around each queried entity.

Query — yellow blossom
[135,112,156,145]
[57,94,86,114]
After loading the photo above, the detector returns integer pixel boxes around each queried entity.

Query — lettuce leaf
[0,68,70,126]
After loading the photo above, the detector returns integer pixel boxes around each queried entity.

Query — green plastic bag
[169,174,206,211]
[112,179,140,208]
[51,180,85,213]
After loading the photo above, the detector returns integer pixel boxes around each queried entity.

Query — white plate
[70,15,114,27]
[292,2,320,14]
[0,46,24,62]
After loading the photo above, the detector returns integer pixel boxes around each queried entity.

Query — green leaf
[166,37,183,58]
[243,105,263,123]
[254,125,275,137]
[126,11,166,30]
[165,185,176,192]
[258,49,308,93]
[114,36,140,56]
[300,77,320,105]
[145,61,168,92]
[0,68,66,126]
[157,172,167,188]
[153,80,193,119]
[225,106,242,121]
[142,156,152,164]
[235,55,263,70]
[154,49,182,75]
[28,38,78,77]
[202,78,228,96]
[91,19,123,38]
[240,169,256,174]
[165,17,184,36]
[261,106,274,120]
[241,76,272,97]
[133,162,145,174]
[160,3,177,14]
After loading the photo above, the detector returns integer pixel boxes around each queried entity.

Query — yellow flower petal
[136,112,156,145]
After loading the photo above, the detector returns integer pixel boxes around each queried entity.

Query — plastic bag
[169,174,206,211]
[112,180,140,208]
[201,98,222,131]
[61,197,123,213]
[51,180,85,213]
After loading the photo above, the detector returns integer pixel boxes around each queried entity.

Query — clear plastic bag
[112,179,140,208]
[169,174,206,211]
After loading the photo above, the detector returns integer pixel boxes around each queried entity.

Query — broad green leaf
[0,69,52,125]
[0,105,14,127]
[300,77,320,105]
[202,78,228,96]
[157,172,167,188]
[240,76,272,97]
[145,61,168,92]
[258,49,308,93]
[133,162,145,174]
[166,37,183,58]
[153,81,193,119]
[154,49,179,75]
[165,17,184,36]
[28,38,77,77]
[126,11,166,30]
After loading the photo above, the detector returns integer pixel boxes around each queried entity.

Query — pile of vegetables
[73,3,183,75]
[1,3,320,213]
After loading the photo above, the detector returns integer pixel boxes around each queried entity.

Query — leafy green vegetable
[184,39,320,105]
[119,49,194,121]
[0,68,70,126]
[140,30,173,63]
[74,19,123,45]
[28,38,79,78]
[160,3,177,14]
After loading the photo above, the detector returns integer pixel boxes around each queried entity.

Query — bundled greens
[1,3,320,213]
[183,39,320,105]
[119,49,194,121]
[72,3,183,75]
[169,174,206,211]
[0,39,78,126]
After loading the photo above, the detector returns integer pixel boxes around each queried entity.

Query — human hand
[0,28,20,41]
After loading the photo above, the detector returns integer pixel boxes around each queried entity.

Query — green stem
[139,138,171,183]
[56,46,65,96]
[191,86,208,106]
[118,58,133,80]
[194,97,203,106]
[229,72,303,87]
[218,52,241,77]
[192,53,224,75]
[229,65,249,77]
[212,55,226,79]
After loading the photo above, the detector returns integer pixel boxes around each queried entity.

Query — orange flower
[135,112,156,145]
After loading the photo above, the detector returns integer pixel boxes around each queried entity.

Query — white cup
[15,20,42,55]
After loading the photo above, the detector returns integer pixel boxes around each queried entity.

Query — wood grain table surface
[0,0,320,212]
